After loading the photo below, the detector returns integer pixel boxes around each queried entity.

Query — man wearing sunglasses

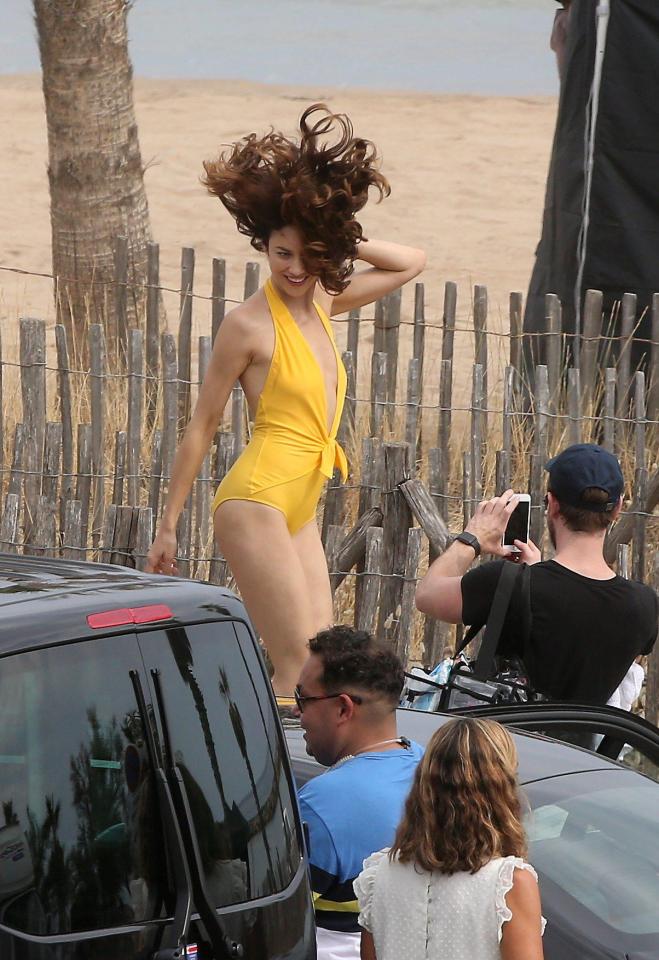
[295,625,423,960]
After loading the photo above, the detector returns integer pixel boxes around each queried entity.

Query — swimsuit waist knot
[320,437,348,482]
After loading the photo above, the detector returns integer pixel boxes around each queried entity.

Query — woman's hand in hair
[325,239,426,316]
[499,866,544,960]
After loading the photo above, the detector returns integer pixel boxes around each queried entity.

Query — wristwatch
[455,531,481,557]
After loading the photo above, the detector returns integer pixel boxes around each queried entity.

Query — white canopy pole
[574,0,611,365]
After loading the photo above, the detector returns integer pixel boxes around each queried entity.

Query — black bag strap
[472,562,523,681]
[454,562,532,665]
[519,562,532,649]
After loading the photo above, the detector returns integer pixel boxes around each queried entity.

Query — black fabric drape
[525,0,659,373]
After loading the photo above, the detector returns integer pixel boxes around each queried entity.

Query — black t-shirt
[461,559,658,704]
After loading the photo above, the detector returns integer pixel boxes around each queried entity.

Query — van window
[0,636,169,936]
[138,621,301,907]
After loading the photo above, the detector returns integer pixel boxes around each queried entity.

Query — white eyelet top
[354,849,546,960]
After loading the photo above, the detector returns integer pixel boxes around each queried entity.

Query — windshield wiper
[151,668,244,960]
[130,670,194,960]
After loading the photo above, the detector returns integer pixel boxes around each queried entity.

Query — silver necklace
[330,736,411,771]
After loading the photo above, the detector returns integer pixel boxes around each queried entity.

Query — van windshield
[0,634,169,936]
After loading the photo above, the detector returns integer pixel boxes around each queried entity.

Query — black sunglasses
[293,685,363,713]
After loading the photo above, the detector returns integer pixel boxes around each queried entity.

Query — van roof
[0,553,247,656]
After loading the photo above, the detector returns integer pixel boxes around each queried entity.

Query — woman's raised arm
[146,307,254,574]
[326,238,426,316]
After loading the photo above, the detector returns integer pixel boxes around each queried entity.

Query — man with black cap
[416,443,657,704]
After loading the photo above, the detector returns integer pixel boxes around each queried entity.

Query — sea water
[3,0,558,96]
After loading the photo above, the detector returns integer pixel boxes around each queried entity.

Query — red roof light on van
[87,605,173,629]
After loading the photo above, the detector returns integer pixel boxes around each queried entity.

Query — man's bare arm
[416,490,540,623]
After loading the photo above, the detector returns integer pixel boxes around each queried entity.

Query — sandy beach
[0,75,557,382]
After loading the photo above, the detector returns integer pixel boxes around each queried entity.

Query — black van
[0,554,315,960]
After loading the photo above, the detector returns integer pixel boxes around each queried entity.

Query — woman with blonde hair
[354,717,545,960]
[146,104,425,699]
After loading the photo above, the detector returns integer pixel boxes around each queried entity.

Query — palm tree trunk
[33,0,153,359]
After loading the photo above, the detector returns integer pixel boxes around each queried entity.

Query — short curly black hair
[309,625,404,705]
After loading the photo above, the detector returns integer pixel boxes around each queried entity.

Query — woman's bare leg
[214,500,316,696]
[292,519,334,631]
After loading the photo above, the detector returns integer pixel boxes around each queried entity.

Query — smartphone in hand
[502,494,531,553]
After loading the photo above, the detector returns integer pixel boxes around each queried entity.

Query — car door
[0,631,176,960]
[449,703,659,782]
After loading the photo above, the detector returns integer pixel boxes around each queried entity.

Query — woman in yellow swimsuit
[146,105,425,697]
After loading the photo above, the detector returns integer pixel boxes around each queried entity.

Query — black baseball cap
[544,444,624,512]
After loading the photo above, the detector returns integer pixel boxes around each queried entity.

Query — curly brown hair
[391,718,527,875]
[201,104,390,294]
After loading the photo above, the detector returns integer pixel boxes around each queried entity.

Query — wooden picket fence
[0,242,657,722]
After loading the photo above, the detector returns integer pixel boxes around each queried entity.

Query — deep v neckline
[268,280,341,436]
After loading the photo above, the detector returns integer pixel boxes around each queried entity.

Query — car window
[527,772,659,936]
[138,620,300,907]
[0,636,169,936]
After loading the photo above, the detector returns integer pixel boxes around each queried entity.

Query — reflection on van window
[139,621,300,906]
[0,636,168,936]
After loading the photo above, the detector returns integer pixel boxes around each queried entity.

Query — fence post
[545,293,562,417]
[146,241,160,428]
[347,308,360,375]
[378,443,412,646]
[470,363,485,504]
[356,527,383,635]
[473,284,488,420]
[177,245,195,429]
[20,318,46,546]
[370,352,387,438]
[581,289,602,410]
[42,423,62,508]
[405,357,421,470]
[127,329,144,506]
[211,257,227,345]
[114,235,129,362]
[244,261,260,299]
[502,366,515,466]
[442,282,457,372]
[89,324,106,548]
[76,423,92,551]
[62,500,84,561]
[194,336,212,577]
[381,290,401,415]
[413,282,426,384]
[616,292,636,428]
[342,349,356,443]
[55,324,74,528]
[396,527,422,665]
[509,291,523,374]
[437,359,452,522]
[602,368,616,452]
[161,333,178,484]
[112,431,127,506]
[0,494,20,553]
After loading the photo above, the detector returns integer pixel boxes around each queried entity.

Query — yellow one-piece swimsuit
[212,278,348,534]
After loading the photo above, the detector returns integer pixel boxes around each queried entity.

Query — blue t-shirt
[298,741,423,932]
